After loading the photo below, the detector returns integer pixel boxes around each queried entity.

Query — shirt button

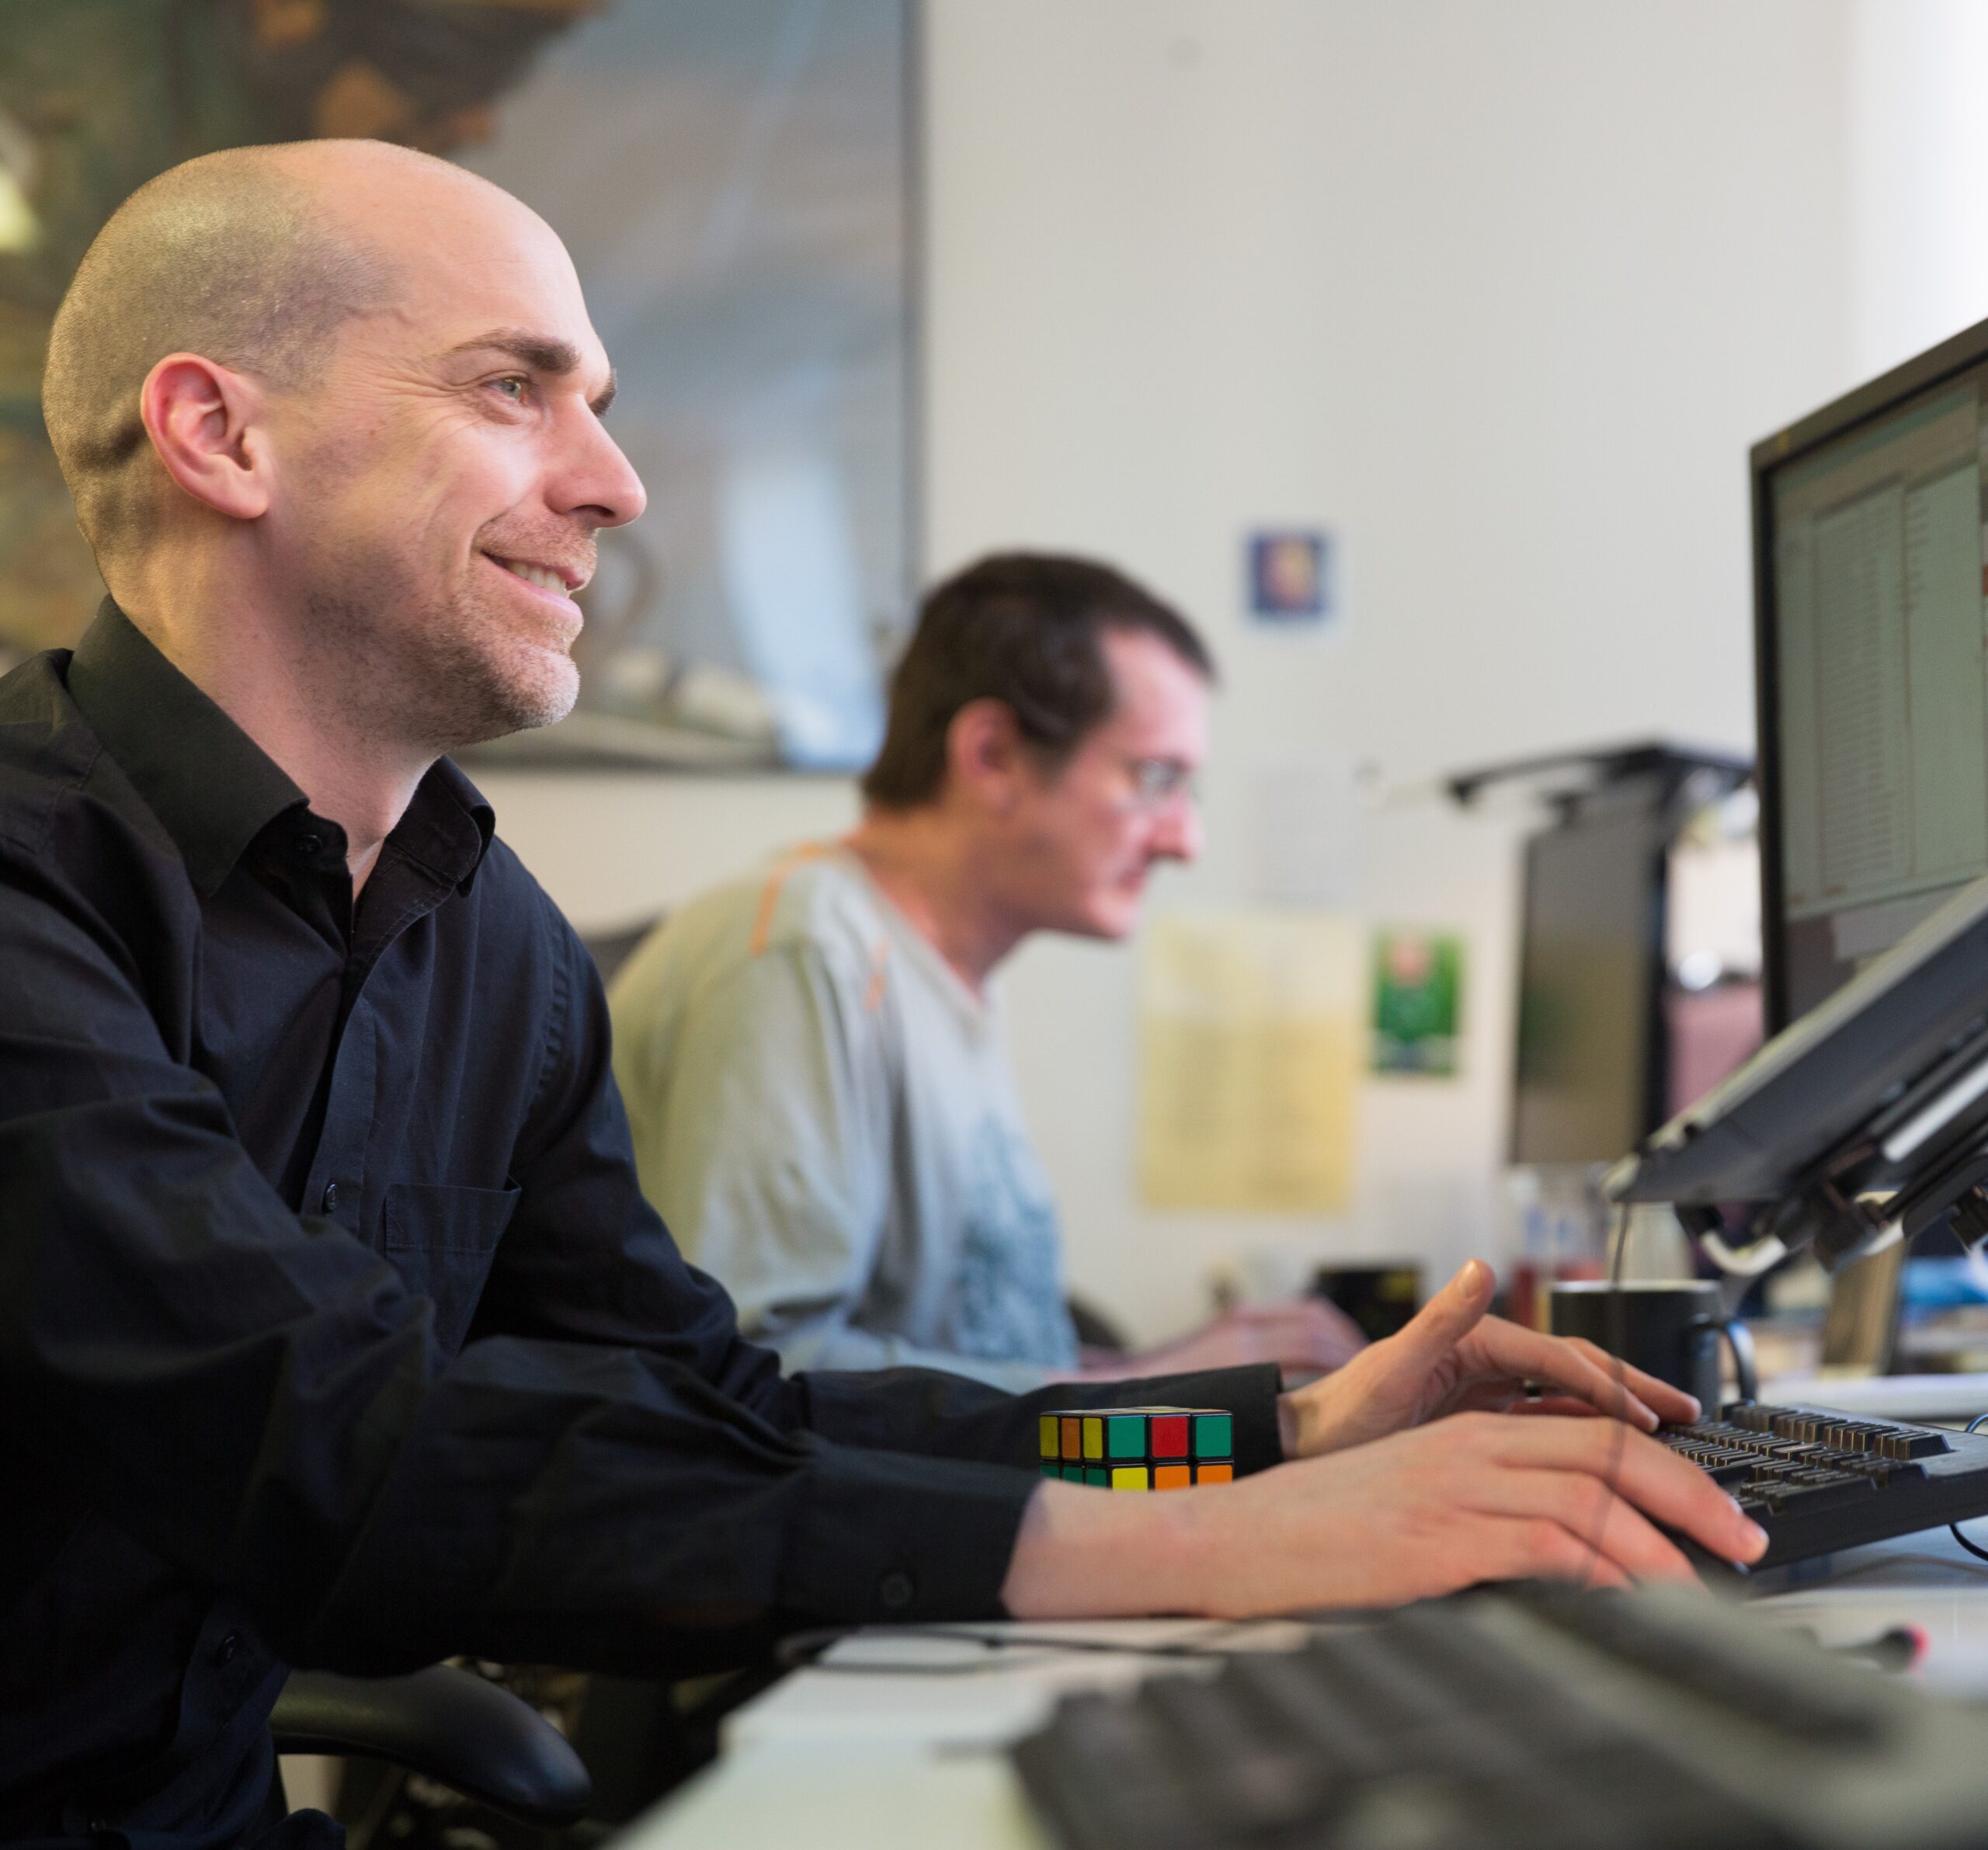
[214,1630,241,1664]
[321,1181,339,1212]
[878,1570,915,1612]
[294,832,324,860]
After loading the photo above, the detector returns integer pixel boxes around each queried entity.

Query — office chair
[1065,1293,1130,1354]
[271,1664,592,1829]
[578,918,662,989]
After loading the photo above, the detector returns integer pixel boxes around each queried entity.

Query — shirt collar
[397,756,496,896]
[66,600,308,897]
[64,599,496,898]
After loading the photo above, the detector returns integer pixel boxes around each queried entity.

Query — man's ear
[945,697,1030,815]
[138,352,273,522]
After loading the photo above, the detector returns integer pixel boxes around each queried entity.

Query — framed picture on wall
[0,0,918,772]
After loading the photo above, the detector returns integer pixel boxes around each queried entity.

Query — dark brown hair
[861,552,1215,810]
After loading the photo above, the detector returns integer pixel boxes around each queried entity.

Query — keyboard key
[1890,1430,1952,1459]
[1527,1589,1884,1744]
[1768,1477,1875,1514]
[1669,1405,1988,1570]
[1011,1585,1938,1850]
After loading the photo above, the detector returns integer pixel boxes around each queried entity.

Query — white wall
[492,0,1856,1343]
[1849,0,1988,378]
[922,0,1853,1339]
[473,770,857,930]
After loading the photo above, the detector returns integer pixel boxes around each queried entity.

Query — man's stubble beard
[301,555,580,759]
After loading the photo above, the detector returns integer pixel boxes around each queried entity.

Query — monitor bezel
[1752,309,1988,1034]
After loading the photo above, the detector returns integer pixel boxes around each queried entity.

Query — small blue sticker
[1247,529,1332,624]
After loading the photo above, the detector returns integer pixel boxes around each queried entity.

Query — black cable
[1951,1414,1988,1563]
[773,1621,1268,1675]
[1580,1203,1635,1590]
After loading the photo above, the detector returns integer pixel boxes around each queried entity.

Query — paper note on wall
[1138,912,1362,1212]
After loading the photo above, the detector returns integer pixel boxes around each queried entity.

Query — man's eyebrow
[443,329,618,416]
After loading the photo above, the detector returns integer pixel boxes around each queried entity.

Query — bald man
[1,141,1761,1849]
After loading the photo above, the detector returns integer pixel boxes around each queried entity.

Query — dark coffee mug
[1548,1280,1757,1414]
[1312,1264,1422,1341]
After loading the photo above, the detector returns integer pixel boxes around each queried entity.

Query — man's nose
[552,406,648,529]
[1151,795,1203,863]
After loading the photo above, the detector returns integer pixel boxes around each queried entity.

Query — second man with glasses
[610,553,1366,1388]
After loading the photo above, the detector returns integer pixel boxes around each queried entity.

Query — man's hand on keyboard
[1002,1405,1771,1618]
[1276,1257,1701,1459]
[1209,1414,1770,1611]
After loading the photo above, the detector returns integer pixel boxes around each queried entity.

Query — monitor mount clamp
[1667,1041,1988,1278]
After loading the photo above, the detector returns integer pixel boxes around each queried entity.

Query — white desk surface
[1761,1371,1988,1425]
[620,1622,1298,1850]
[620,1528,1988,1849]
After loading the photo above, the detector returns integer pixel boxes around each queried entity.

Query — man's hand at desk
[1073,1297,1369,1382]
[1276,1257,1698,1457]
[1000,1260,1770,1619]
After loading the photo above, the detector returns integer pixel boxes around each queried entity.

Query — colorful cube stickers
[1036,1407,1234,1489]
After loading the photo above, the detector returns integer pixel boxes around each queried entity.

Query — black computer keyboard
[1012,1581,1988,1850]
[1661,1401,1988,1570]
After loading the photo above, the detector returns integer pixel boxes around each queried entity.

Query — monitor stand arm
[1680,1134,1988,1278]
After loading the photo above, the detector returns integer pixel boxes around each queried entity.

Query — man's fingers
[1458,1317,1675,1430]
[1387,1259,1494,1367]
[1461,1465,1696,1581]
[1559,1336,1703,1424]
[1473,1512,1635,1590]
[1464,1414,1767,1563]
[1503,1396,1602,1419]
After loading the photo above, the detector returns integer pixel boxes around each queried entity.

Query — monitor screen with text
[1769,368,1988,1020]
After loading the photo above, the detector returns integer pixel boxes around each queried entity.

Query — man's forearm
[1276,1386,1314,1458]
[999,1480,1218,1619]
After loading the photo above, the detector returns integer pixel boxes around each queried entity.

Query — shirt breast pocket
[381,1181,521,1355]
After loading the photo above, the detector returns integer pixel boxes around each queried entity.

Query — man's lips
[482,551,590,597]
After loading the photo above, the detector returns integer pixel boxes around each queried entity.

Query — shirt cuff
[780,1438,1040,1623]
[779,1364,1282,1625]
[802,1361,1284,1477]
[1033,1365,1285,1476]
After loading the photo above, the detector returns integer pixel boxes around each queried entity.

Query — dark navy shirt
[0,604,1281,1850]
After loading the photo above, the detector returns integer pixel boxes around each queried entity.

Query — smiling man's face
[263,156,645,753]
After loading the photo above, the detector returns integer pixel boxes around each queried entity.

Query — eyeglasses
[1117,753,1200,811]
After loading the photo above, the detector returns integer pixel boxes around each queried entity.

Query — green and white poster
[1371,930,1464,1076]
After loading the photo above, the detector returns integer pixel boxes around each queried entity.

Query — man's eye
[492,376,530,404]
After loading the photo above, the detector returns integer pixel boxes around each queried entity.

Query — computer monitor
[1607,317,1988,1276]
[1500,747,1754,1169]
[1510,788,1669,1167]
[1756,312,1988,1031]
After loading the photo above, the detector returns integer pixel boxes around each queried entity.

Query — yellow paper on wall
[1137,911,1361,1212]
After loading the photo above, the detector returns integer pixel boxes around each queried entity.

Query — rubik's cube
[1037,1407,1235,1490]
